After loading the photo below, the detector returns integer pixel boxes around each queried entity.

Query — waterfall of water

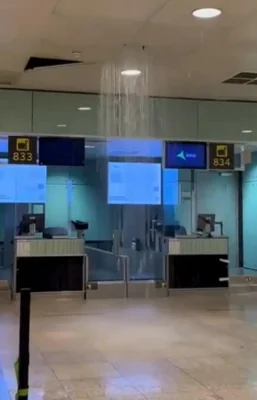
[98,47,159,279]
[99,46,153,139]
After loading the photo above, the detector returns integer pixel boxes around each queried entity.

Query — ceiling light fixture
[84,145,95,149]
[78,107,91,111]
[192,8,222,19]
[57,124,67,128]
[242,129,252,133]
[121,69,141,76]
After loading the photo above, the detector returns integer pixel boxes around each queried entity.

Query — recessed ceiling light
[78,107,91,111]
[242,129,252,133]
[121,69,141,76]
[84,145,95,149]
[57,124,67,128]
[192,8,222,19]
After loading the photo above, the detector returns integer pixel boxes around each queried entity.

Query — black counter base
[168,254,228,289]
[16,256,83,293]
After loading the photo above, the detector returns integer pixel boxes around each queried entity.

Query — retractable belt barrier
[14,289,31,400]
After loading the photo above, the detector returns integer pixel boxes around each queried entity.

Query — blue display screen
[0,165,46,203]
[165,142,207,169]
[39,137,85,166]
[107,139,162,158]
[0,137,8,153]
[108,162,161,205]
[163,169,179,205]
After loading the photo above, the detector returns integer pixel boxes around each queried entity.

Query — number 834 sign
[8,137,37,164]
[209,143,234,170]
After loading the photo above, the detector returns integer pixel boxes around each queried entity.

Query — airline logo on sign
[176,151,196,161]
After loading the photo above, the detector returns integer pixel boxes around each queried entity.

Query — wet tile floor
[2,290,257,399]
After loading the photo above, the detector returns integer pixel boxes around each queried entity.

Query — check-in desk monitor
[19,214,45,235]
[197,214,215,234]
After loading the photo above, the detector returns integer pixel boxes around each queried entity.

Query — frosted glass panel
[0,90,32,132]
[45,184,68,228]
[198,101,257,141]
[33,92,99,136]
[243,153,257,270]
[196,171,238,268]
[153,98,198,139]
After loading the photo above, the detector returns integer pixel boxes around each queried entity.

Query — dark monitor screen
[197,214,215,232]
[165,142,207,169]
[39,137,85,166]
[22,213,45,233]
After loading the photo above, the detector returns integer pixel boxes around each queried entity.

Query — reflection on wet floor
[2,291,257,399]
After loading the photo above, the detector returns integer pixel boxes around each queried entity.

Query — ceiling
[3,0,257,100]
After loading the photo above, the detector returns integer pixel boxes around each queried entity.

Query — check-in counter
[167,236,229,289]
[13,237,87,294]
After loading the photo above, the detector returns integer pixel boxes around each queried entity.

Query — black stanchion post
[17,288,31,400]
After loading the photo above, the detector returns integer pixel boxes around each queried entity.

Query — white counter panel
[168,237,228,255]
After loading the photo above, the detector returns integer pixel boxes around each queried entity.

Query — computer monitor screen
[108,161,161,205]
[39,137,85,166]
[22,213,45,233]
[0,165,46,203]
[107,139,162,158]
[165,142,207,169]
[197,214,215,232]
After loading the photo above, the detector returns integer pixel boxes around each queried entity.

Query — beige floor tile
[111,359,179,376]
[188,368,257,389]
[3,292,257,400]
[42,350,105,365]
[125,373,204,395]
[85,397,145,400]
[226,355,257,372]
[211,384,257,399]
[9,389,69,400]
[145,393,217,400]
[51,362,120,380]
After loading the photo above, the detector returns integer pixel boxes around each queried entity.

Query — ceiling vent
[24,57,82,71]
[223,72,257,85]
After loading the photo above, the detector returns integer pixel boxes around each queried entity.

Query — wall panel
[0,90,32,133]
[32,92,99,136]
[153,98,198,140]
[198,101,257,142]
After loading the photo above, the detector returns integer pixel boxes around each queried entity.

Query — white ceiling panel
[37,41,121,64]
[152,0,257,27]
[135,23,231,52]
[55,0,168,22]
[20,63,102,92]
[2,0,257,100]
[43,15,141,48]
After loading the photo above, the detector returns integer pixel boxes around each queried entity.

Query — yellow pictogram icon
[16,138,30,152]
[216,145,228,158]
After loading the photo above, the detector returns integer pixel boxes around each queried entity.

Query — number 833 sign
[8,137,37,164]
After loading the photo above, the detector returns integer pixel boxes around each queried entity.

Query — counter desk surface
[166,236,229,289]
[13,237,86,294]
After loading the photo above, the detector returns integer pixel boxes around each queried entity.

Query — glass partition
[195,170,239,270]
[242,143,257,271]
[86,246,126,281]
[0,136,242,283]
